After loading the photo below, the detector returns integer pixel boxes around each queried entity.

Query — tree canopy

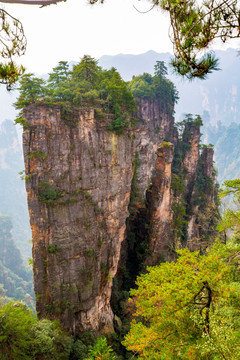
[15,55,136,133]
[123,245,240,359]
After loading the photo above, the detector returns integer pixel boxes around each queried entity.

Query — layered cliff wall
[22,91,218,335]
[22,105,134,334]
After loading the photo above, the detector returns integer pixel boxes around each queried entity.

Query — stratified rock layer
[22,105,134,334]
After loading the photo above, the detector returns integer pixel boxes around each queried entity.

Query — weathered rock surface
[23,99,218,335]
[23,105,134,334]
[134,98,175,201]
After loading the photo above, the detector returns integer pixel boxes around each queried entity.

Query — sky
[1,0,239,125]
[2,0,240,73]
[3,0,173,74]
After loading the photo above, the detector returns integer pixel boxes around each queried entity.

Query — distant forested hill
[0,120,31,260]
[0,215,34,306]
[202,121,240,184]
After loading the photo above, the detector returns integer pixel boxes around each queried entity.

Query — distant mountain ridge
[99,48,240,126]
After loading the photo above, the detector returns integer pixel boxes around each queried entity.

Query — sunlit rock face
[134,98,175,201]
[22,105,134,334]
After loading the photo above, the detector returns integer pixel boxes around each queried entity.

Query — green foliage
[86,336,117,360]
[15,56,136,133]
[87,248,94,257]
[145,0,223,79]
[217,179,240,237]
[0,301,71,360]
[123,247,240,359]
[0,9,26,89]
[47,61,70,89]
[0,302,36,359]
[31,319,72,359]
[171,173,185,196]
[38,182,60,203]
[14,73,46,109]
[47,244,60,254]
[172,199,188,239]
[28,151,47,160]
[0,216,34,304]
[70,339,89,360]
[128,61,178,114]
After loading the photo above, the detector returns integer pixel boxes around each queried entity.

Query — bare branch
[133,4,156,14]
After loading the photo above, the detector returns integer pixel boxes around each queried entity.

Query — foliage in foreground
[123,179,240,359]
[0,301,71,359]
[123,245,240,359]
[0,300,119,360]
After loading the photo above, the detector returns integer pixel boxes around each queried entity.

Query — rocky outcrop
[22,105,134,334]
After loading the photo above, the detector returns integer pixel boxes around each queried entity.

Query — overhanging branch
[0,0,65,5]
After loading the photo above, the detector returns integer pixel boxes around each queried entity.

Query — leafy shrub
[47,244,60,254]
[38,182,60,203]
[86,336,117,360]
[0,302,71,360]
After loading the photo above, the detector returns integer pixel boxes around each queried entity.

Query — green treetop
[15,55,136,133]
[128,61,178,114]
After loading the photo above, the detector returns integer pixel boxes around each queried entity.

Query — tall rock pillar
[148,142,174,263]
[22,104,134,335]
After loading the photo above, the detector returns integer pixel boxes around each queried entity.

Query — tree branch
[0,0,65,5]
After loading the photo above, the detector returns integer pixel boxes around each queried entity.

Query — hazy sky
[3,0,173,73]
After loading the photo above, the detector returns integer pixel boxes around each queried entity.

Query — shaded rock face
[147,143,174,262]
[186,146,217,251]
[22,105,134,334]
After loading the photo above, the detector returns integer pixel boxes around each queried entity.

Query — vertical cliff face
[170,118,218,252]
[186,146,218,251]
[182,123,201,188]
[23,105,134,334]
[134,98,175,200]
